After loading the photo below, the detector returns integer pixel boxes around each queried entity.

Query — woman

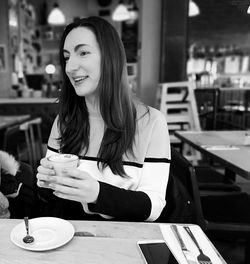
[37,16,170,221]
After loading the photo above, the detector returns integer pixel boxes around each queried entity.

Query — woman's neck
[85,97,101,117]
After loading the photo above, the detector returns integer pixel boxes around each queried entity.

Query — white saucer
[10,217,75,251]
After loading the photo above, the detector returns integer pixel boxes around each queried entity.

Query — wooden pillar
[160,0,189,82]
[0,0,11,97]
[137,0,162,107]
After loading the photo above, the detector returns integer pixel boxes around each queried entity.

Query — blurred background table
[0,115,31,130]
[175,130,250,180]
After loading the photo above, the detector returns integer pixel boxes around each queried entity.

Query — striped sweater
[44,104,171,221]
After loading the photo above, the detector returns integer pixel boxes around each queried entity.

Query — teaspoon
[23,217,34,244]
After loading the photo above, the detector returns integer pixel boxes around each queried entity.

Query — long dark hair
[58,16,137,176]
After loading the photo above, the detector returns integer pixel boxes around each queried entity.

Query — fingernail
[37,180,44,187]
[50,170,55,175]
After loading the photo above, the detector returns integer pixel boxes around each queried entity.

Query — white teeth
[74,77,87,82]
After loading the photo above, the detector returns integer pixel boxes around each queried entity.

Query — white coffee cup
[47,154,79,176]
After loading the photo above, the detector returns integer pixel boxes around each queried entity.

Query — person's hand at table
[37,157,100,204]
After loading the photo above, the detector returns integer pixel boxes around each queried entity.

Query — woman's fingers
[51,184,79,195]
[36,157,56,183]
[64,168,90,179]
[37,172,56,182]
[40,157,53,168]
[51,175,80,188]
[37,179,52,189]
[37,165,100,203]
[37,165,55,176]
[36,157,56,188]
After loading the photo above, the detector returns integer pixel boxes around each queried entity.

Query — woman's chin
[74,86,87,97]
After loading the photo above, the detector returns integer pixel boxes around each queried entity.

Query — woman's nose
[66,56,79,72]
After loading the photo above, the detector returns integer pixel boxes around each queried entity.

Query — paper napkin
[160,224,227,264]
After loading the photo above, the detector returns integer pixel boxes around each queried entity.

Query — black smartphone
[137,240,178,264]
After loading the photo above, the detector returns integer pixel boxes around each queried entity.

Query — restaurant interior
[1,0,250,263]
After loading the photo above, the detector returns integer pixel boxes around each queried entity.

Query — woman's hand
[37,158,100,204]
[50,169,100,204]
[36,157,56,188]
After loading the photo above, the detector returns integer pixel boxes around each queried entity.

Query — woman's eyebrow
[63,44,89,54]
[74,44,89,52]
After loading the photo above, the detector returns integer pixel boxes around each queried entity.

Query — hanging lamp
[128,0,139,22]
[247,4,250,14]
[112,0,130,21]
[47,2,66,25]
[189,0,200,17]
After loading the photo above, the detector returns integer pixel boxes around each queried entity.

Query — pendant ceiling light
[247,5,250,14]
[128,0,139,22]
[48,2,66,25]
[9,9,18,27]
[189,0,200,17]
[112,0,130,21]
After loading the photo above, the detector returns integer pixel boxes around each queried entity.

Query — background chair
[2,117,44,174]
[195,165,241,195]
[194,87,220,130]
[158,80,201,163]
[243,90,250,129]
[19,117,44,174]
[27,117,44,170]
[156,146,205,226]
[157,81,240,194]
[1,125,21,159]
[170,147,250,264]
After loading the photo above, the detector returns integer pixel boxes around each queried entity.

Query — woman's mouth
[73,76,88,85]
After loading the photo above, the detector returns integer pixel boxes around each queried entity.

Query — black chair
[2,118,44,174]
[2,124,35,171]
[21,117,44,173]
[243,90,250,128]
[195,164,241,194]
[170,147,250,264]
[156,147,204,227]
[1,125,20,159]
[194,87,219,130]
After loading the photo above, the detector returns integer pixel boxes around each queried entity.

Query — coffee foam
[48,154,78,163]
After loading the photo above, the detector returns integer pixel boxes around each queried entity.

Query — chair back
[2,125,20,159]
[170,147,206,229]
[28,117,44,163]
[20,117,44,174]
[159,81,201,138]
[158,81,201,163]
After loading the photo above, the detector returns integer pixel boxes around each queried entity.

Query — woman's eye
[80,51,89,57]
[64,56,69,62]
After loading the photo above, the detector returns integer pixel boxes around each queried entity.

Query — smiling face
[63,27,101,102]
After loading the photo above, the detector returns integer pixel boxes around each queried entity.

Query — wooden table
[174,130,250,179]
[0,219,163,264]
[0,115,31,130]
